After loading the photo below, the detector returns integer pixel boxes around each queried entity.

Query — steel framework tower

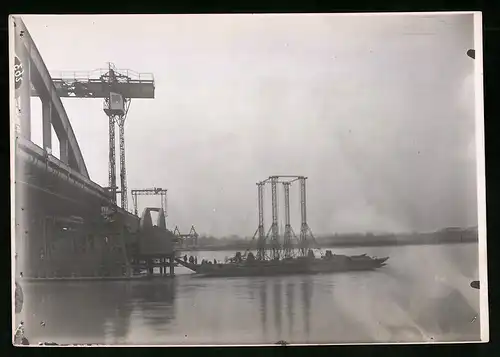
[265,176,281,260]
[102,63,131,210]
[104,94,131,207]
[252,175,314,258]
[131,187,168,221]
[298,176,316,256]
[45,63,155,210]
[251,181,267,260]
[282,181,297,258]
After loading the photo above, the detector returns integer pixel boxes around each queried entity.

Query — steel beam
[269,176,280,259]
[256,181,266,260]
[59,136,69,164]
[41,99,52,151]
[298,176,316,256]
[108,115,117,204]
[282,182,295,258]
[117,115,128,211]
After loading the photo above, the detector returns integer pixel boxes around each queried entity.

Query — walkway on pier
[174,258,197,272]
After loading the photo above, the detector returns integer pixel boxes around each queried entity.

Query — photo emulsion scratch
[10,12,488,346]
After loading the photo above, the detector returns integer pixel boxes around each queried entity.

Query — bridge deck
[16,137,138,223]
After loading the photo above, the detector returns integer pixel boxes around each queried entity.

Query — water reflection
[258,280,267,339]
[252,276,314,344]
[285,282,294,339]
[130,279,176,332]
[16,244,481,345]
[20,279,176,344]
[301,276,313,340]
[272,280,282,340]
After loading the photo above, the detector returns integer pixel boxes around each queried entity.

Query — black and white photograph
[10,12,488,346]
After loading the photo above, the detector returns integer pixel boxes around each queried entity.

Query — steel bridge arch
[13,17,90,178]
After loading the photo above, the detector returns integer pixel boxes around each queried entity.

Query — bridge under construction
[11,17,193,279]
[12,17,318,281]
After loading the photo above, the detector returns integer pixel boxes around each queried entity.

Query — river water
[16,243,482,345]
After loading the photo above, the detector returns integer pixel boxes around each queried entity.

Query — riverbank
[178,238,478,252]
[179,227,478,252]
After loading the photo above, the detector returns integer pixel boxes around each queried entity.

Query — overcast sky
[23,13,479,237]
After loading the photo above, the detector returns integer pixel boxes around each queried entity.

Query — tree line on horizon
[192,226,479,248]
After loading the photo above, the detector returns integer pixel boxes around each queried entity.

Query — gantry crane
[42,63,155,211]
[251,175,317,260]
[131,187,167,220]
[173,225,199,250]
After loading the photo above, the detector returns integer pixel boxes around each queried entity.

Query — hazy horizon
[22,13,480,237]
[195,224,479,239]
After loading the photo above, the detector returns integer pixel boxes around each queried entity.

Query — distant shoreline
[178,227,479,252]
[178,238,478,252]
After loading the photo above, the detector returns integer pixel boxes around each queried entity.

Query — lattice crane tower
[48,63,155,210]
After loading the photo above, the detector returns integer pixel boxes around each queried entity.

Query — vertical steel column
[270,176,280,260]
[299,176,308,256]
[42,100,52,151]
[132,192,138,216]
[59,136,69,164]
[107,64,118,204]
[108,114,117,203]
[256,181,266,260]
[283,182,293,258]
[162,191,167,225]
[117,114,128,211]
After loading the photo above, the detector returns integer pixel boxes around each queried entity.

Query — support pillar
[269,176,280,260]
[169,255,175,276]
[283,182,294,258]
[60,136,69,164]
[42,99,52,152]
[132,193,138,216]
[147,258,153,276]
[299,177,315,256]
[117,116,128,211]
[108,115,117,204]
[257,181,266,260]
